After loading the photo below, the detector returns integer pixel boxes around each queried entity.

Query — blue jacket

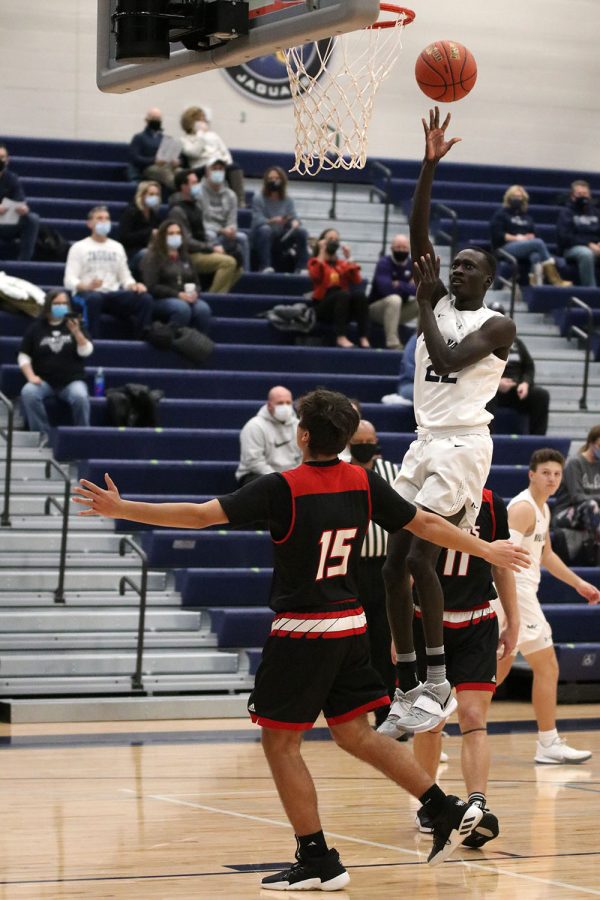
[370,253,414,301]
[0,168,26,203]
[398,332,417,391]
[490,206,536,250]
[128,126,163,177]
[556,200,600,252]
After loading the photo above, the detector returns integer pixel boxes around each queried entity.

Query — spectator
[491,185,570,286]
[369,234,417,349]
[179,106,245,206]
[0,142,40,261]
[169,170,240,294]
[553,425,600,563]
[141,220,211,333]
[236,385,301,486]
[308,229,370,349]
[118,180,163,275]
[128,107,181,193]
[19,290,92,439]
[250,167,309,273]
[199,157,249,271]
[381,331,417,406]
[486,302,550,435]
[556,180,600,287]
[64,205,153,339]
[350,419,400,728]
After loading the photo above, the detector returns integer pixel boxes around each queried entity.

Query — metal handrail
[496,248,519,318]
[44,459,71,604]
[0,392,14,527]
[567,296,594,411]
[370,160,393,257]
[119,536,148,692]
[432,203,459,265]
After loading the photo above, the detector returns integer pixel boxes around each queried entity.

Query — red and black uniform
[219,458,416,729]
[414,489,508,693]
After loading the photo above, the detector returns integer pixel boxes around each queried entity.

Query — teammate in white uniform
[380,109,518,735]
[495,448,599,764]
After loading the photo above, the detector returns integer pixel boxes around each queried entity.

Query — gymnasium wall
[0,0,598,172]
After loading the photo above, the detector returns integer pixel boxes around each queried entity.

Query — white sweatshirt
[64,237,135,293]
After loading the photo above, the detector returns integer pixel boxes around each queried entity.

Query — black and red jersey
[219,458,416,613]
[435,489,509,611]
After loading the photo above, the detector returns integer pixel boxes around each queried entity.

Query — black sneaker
[427,796,483,866]
[462,809,499,848]
[415,806,434,834]
[261,848,350,891]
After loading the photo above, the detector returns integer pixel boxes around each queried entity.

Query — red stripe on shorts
[455,682,496,693]
[326,696,390,726]
[250,713,315,730]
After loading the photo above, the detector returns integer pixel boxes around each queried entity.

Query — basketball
[415,40,477,103]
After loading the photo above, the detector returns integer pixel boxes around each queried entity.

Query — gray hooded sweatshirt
[236,403,301,482]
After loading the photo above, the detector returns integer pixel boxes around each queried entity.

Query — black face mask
[392,250,409,263]
[350,443,380,464]
[509,198,523,211]
[147,119,162,131]
[0,159,6,173]
[267,179,281,192]
[326,240,340,256]
[574,196,590,211]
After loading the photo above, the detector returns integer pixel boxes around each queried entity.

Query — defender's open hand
[423,106,461,163]
[72,473,122,518]
[487,540,530,573]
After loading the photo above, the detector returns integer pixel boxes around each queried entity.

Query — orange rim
[369,3,415,29]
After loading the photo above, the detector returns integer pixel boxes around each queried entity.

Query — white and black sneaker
[428,796,483,866]
[462,808,499,848]
[535,737,592,765]
[261,848,350,891]
[415,806,434,834]
[377,683,424,738]
[394,680,457,734]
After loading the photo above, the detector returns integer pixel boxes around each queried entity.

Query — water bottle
[94,367,105,398]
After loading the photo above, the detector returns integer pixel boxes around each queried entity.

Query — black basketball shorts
[248,630,390,730]
[414,605,499,693]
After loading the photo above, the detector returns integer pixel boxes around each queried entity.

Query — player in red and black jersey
[74,390,528,890]
[400,491,519,849]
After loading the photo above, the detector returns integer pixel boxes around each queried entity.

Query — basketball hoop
[284,4,415,176]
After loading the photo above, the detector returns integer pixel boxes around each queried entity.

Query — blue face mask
[166,233,182,250]
[51,304,69,319]
[144,194,160,208]
[190,183,201,199]
[94,220,111,237]
[593,446,600,461]
[210,169,226,185]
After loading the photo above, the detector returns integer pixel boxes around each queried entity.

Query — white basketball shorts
[492,588,553,657]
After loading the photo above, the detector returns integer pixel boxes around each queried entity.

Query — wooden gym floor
[0,702,599,899]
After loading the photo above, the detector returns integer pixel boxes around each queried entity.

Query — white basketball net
[284,7,412,176]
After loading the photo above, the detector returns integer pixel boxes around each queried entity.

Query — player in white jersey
[380,108,518,736]
[495,448,599,764]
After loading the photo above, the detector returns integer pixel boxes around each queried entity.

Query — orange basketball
[415,40,477,102]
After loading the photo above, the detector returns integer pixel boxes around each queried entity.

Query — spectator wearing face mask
[179,106,246,207]
[128,107,181,193]
[553,425,600,563]
[308,229,370,349]
[556,180,600,287]
[369,234,417,349]
[250,167,309,273]
[64,206,154,340]
[349,419,400,728]
[119,180,164,276]
[199,157,249,271]
[19,290,92,439]
[490,185,570,286]
[235,386,301,486]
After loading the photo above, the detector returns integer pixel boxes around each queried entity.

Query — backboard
[97,0,381,93]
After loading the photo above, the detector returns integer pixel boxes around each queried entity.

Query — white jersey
[414,295,506,432]
[508,488,550,591]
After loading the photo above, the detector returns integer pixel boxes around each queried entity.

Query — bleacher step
[0,648,241,677]
[0,591,182,608]
[0,552,161,568]
[0,531,121,553]
[0,632,215,651]
[0,672,254,699]
[0,608,202,632]
[0,569,168,591]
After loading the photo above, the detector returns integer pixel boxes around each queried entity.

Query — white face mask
[210,169,226,185]
[94,220,111,237]
[273,403,293,424]
[144,194,160,208]
[194,120,209,133]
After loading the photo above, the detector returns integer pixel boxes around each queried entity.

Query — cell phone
[65,312,81,320]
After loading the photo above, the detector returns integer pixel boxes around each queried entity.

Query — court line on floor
[127,789,600,896]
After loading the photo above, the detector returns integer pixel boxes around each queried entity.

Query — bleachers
[1,134,598,696]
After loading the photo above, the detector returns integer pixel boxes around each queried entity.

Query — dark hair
[459,245,497,279]
[148,218,190,261]
[581,425,600,454]
[262,166,288,198]
[297,388,359,456]
[174,169,194,192]
[529,448,565,471]
[42,289,71,319]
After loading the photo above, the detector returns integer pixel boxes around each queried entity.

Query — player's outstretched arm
[72,474,228,529]
[410,107,461,266]
[407,509,530,572]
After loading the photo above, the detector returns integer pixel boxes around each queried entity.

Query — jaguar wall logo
[223,40,331,104]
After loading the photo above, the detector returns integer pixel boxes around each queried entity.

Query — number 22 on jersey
[316,528,358,581]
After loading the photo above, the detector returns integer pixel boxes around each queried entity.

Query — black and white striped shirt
[360,457,400,558]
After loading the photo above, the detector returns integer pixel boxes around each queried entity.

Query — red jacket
[308,257,362,301]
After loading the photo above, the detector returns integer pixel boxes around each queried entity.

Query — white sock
[538,728,559,747]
